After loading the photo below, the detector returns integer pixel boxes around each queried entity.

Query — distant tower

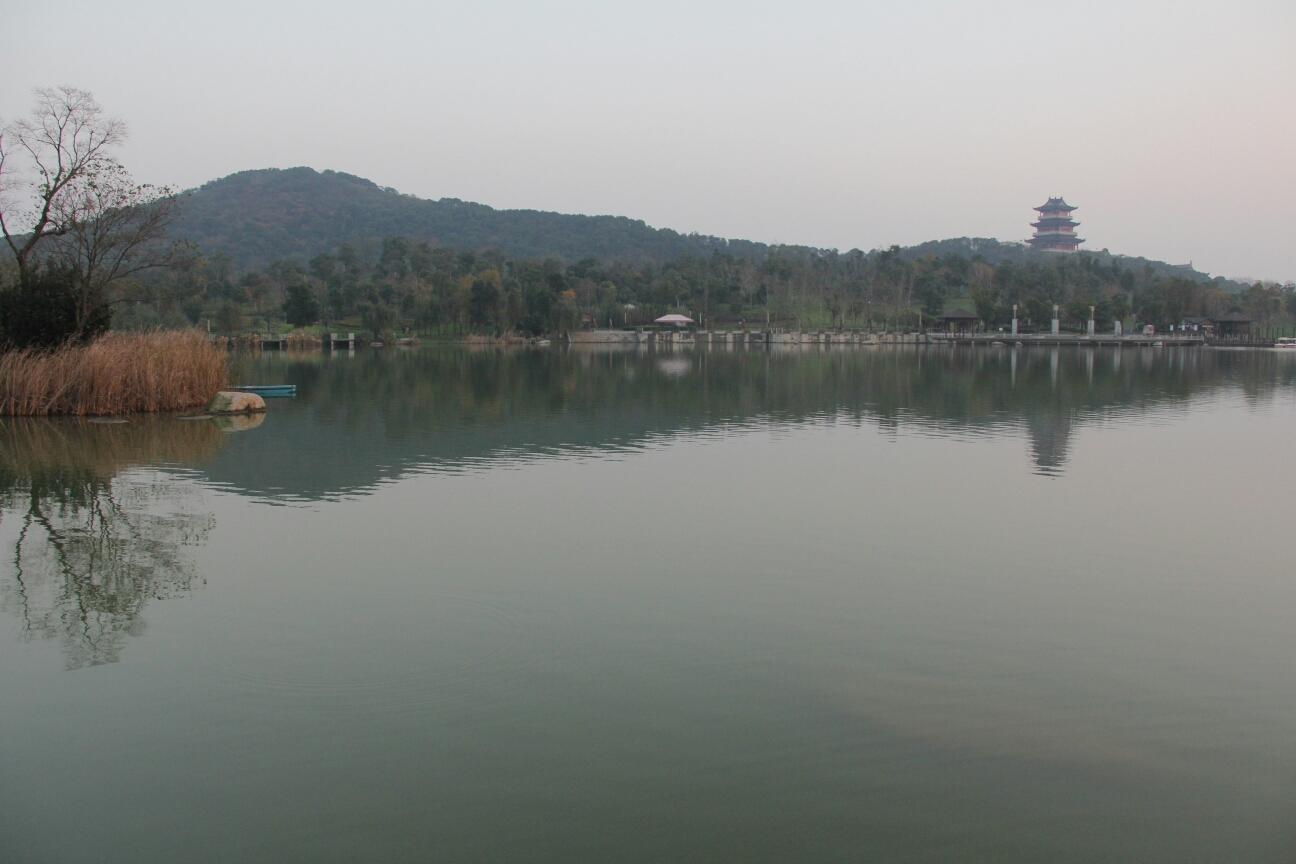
[1029,197,1083,252]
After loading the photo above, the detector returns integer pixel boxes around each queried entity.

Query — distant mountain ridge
[171,167,773,269]
[172,167,1238,288]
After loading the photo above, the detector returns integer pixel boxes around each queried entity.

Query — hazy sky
[5,1,1294,280]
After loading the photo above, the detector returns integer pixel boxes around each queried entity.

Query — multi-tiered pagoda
[1028,197,1083,252]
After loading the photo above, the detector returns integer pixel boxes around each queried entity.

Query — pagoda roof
[937,307,980,319]
[1028,237,1084,247]
[1034,197,1076,211]
[1209,312,1253,323]
[1032,219,1080,228]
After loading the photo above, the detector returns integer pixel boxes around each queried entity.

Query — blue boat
[234,384,297,397]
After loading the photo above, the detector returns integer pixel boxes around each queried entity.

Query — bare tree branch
[0,87,189,341]
[0,86,127,277]
[43,161,191,336]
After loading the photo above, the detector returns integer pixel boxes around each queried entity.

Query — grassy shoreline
[0,330,227,416]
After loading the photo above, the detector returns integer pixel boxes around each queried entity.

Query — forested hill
[173,167,1237,290]
[171,167,774,269]
[900,237,1237,289]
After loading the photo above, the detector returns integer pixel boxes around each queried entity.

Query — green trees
[412,286,441,333]
[155,227,1292,339]
[0,266,112,348]
[1110,293,1131,324]
[1136,278,1193,327]
[283,282,321,328]
[468,270,504,331]
[215,300,245,334]
[960,255,1164,332]
[1241,282,1283,327]
[359,301,394,341]
[517,265,555,336]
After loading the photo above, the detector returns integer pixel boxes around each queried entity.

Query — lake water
[2,344,1295,863]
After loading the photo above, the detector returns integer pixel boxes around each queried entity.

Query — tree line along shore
[124,237,1295,344]
[2,86,1294,416]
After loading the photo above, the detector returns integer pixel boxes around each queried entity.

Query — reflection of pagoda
[1029,197,1083,252]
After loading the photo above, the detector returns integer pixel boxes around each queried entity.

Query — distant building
[936,307,979,333]
[1206,312,1254,338]
[1029,197,1083,253]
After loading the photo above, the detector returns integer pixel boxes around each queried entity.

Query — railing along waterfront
[928,332,1208,346]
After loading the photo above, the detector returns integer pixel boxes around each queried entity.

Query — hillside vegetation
[171,167,771,269]
[126,166,1290,341]
[173,167,1243,292]
[898,237,1241,289]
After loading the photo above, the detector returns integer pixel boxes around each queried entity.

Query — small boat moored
[233,384,297,397]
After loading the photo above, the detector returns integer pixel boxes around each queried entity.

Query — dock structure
[259,333,288,349]
[325,332,358,349]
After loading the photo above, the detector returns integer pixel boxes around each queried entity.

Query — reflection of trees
[0,418,223,669]
[222,345,1296,498]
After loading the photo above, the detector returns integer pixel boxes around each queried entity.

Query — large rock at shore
[207,391,266,414]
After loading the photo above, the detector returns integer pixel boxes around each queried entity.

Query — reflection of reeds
[0,414,227,487]
[0,330,226,416]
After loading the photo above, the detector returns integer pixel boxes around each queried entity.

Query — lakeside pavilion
[937,307,980,333]
[1208,312,1255,338]
[1029,198,1084,253]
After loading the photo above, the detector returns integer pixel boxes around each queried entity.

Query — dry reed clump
[0,330,228,416]
[461,332,527,345]
[232,332,261,351]
[286,330,321,349]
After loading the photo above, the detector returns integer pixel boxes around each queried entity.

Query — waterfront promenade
[566,330,1248,347]
[928,332,1208,347]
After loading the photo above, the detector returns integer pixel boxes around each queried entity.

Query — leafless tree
[0,86,126,276]
[46,161,187,334]
[1,86,187,337]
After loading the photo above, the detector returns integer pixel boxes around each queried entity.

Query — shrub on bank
[0,268,111,349]
[0,330,226,416]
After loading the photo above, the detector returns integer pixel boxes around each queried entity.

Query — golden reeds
[461,332,527,345]
[286,329,321,349]
[232,332,261,351]
[0,330,227,416]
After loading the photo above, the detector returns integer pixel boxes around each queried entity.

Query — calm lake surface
[3,344,1295,863]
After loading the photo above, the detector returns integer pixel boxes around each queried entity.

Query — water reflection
[4,346,1292,663]
[214,344,1296,498]
[0,417,222,668]
[3,346,1296,860]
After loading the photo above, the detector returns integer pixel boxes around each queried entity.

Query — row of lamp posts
[1010,302,1099,336]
